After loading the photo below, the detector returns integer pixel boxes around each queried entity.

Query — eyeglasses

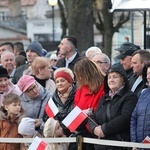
[25,84,38,93]
[96,61,107,65]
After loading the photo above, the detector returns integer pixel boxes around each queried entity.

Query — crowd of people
[0,37,149,150]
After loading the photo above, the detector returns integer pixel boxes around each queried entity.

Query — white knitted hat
[18,117,36,136]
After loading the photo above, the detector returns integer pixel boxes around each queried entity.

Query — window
[0,11,8,21]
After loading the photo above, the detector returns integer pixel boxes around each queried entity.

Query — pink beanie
[17,75,35,92]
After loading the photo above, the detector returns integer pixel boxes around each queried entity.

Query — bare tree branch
[113,12,130,33]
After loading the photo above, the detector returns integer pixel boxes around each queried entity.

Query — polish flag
[142,136,150,143]
[62,106,87,132]
[28,136,47,150]
[45,98,59,118]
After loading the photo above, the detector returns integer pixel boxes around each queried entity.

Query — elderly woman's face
[55,77,71,94]
[107,72,124,93]
[25,83,40,98]
[0,77,9,92]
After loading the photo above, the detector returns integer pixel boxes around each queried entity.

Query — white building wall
[25,0,61,41]
[0,27,25,38]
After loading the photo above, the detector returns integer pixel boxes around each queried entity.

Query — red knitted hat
[54,71,73,83]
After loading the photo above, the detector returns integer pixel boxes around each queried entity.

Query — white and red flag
[142,136,150,143]
[45,98,59,118]
[62,106,87,132]
[28,136,47,150]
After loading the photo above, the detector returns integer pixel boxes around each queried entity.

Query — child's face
[55,122,64,137]
[5,101,21,115]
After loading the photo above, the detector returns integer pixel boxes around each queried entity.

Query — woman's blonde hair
[74,57,104,93]
[31,57,50,75]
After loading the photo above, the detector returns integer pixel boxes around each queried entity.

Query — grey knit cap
[26,41,42,56]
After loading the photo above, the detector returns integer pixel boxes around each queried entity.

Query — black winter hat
[26,41,42,56]
[0,66,9,78]
[104,63,129,93]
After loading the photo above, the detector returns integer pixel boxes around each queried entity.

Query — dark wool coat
[43,85,77,136]
[12,63,28,84]
[88,64,138,150]
[56,53,81,72]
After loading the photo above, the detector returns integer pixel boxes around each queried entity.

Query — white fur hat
[18,117,36,136]
[50,54,58,60]
[43,118,58,137]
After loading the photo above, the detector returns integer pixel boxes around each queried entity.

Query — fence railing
[0,137,149,149]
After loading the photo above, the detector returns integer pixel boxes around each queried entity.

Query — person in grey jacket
[88,64,138,150]
[17,75,52,133]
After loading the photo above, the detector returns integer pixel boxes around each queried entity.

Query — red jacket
[74,84,104,111]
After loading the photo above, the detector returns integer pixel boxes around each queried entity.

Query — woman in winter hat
[43,67,76,137]
[0,66,22,104]
[17,75,52,133]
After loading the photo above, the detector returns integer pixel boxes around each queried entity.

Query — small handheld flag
[45,98,59,118]
[28,136,47,150]
[62,106,87,132]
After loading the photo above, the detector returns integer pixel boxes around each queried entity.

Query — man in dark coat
[131,50,150,97]
[56,36,82,72]
[115,42,140,84]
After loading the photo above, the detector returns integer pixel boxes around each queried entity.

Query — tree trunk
[101,0,114,58]
[66,0,94,53]
[58,0,68,39]
[103,29,113,59]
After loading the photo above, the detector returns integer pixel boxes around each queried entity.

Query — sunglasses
[51,59,57,62]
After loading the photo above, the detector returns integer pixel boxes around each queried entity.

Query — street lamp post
[48,0,58,50]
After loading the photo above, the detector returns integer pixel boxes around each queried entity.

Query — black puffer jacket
[88,64,138,150]
[43,84,77,136]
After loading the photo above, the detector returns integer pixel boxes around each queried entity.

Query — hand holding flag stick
[62,106,98,133]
